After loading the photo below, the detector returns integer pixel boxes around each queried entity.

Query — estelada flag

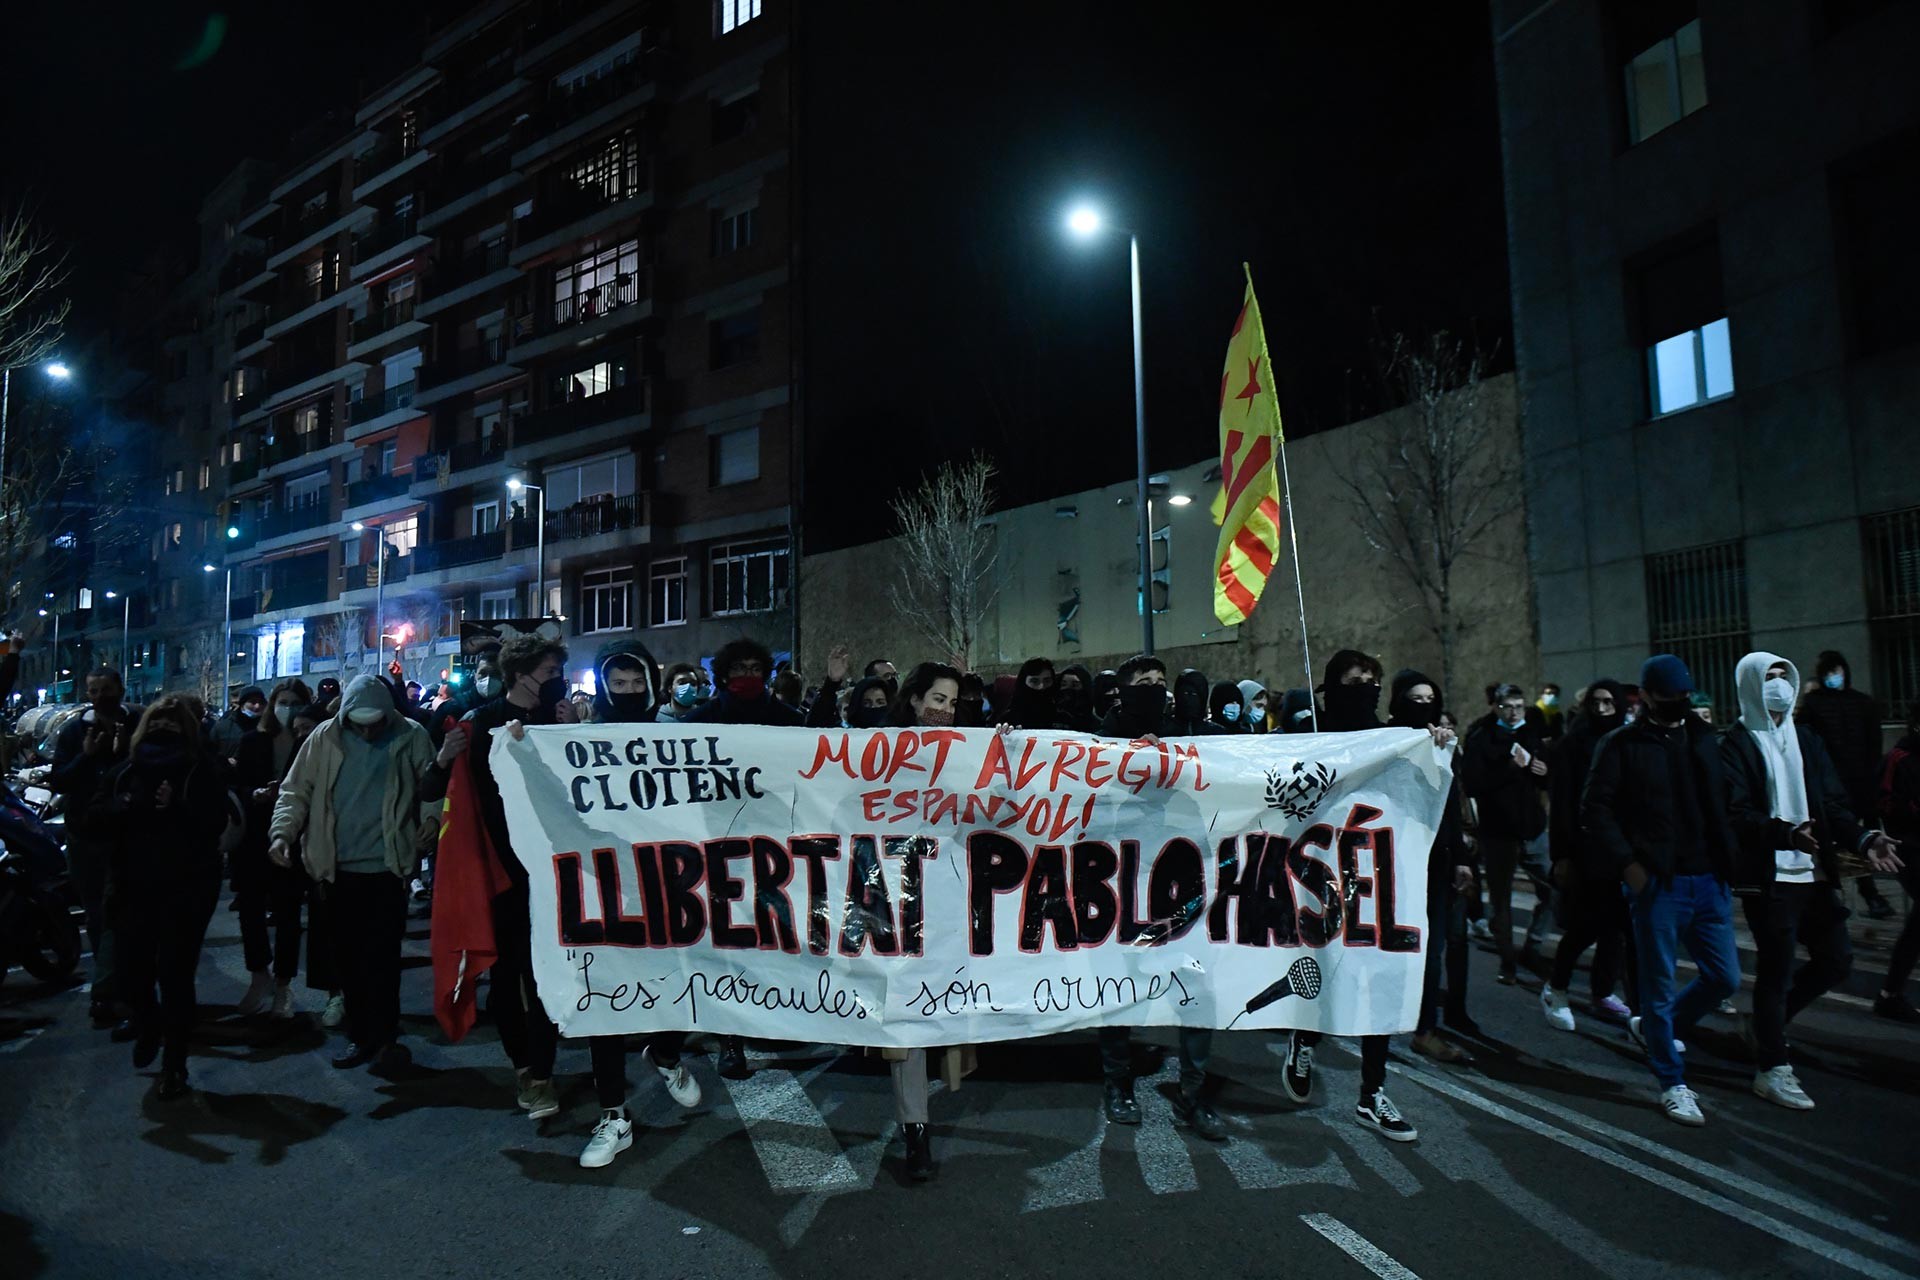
[430,753,510,1042]
[1212,265,1286,626]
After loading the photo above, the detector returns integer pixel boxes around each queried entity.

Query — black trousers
[1417,876,1468,1035]
[589,1031,689,1110]
[1743,881,1852,1070]
[234,844,306,982]
[490,883,557,1079]
[306,875,338,992]
[1099,1027,1210,1097]
[1886,857,1919,994]
[67,836,119,1002]
[119,862,221,1074]
[329,870,408,1049]
[1550,876,1637,1007]
[1296,1030,1388,1096]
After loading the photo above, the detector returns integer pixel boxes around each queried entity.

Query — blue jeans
[1629,872,1740,1089]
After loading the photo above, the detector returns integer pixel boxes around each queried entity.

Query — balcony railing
[345,471,411,508]
[355,214,424,260]
[350,381,417,424]
[359,133,422,180]
[420,336,509,389]
[413,528,506,573]
[276,277,342,318]
[547,493,644,543]
[230,593,258,623]
[433,144,518,207]
[229,453,261,485]
[542,59,650,129]
[286,199,336,239]
[234,317,268,349]
[263,427,334,467]
[219,252,266,291]
[516,381,644,445]
[545,267,649,333]
[417,434,509,481]
[232,381,269,419]
[350,297,417,345]
[515,172,648,243]
[258,577,330,613]
[436,239,511,292]
[254,502,330,541]
[347,552,413,590]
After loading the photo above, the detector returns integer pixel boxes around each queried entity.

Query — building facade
[1492,0,1920,721]
[108,0,794,701]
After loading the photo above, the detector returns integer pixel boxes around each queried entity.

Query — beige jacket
[268,710,441,882]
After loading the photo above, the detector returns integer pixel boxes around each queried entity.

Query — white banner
[491,724,1451,1047]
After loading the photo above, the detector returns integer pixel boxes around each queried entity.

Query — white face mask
[476,676,503,699]
[1762,677,1797,715]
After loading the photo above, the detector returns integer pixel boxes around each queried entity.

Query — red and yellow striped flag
[1212,266,1286,626]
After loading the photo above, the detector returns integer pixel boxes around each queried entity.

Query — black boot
[1103,1079,1141,1125]
[156,1069,191,1100]
[904,1123,935,1182]
[131,1021,162,1071]
[1172,1091,1226,1141]
[331,1042,379,1069]
[715,1037,750,1080]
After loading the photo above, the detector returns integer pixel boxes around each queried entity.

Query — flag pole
[1276,433,1317,731]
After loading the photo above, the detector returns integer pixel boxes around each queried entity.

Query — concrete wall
[1493,0,1920,715]
[800,374,1537,711]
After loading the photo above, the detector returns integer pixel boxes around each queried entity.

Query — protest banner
[490,724,1452,1047]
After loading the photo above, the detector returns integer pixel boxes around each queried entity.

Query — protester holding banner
[1208,681,1248,734]
[1283,650,1419,1142]
[1387,670,1473,1065]
[1055,664,1098,733]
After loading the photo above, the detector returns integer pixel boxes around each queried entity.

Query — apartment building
[1493,0,1920,721]
[137,0,791,699]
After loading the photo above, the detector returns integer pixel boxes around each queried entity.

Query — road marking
[1300,1213,1422,1280]
[1395,1066,1918,1280]
[0,1027,45,1054]
[1133,1057,1199,1196]
[719,1063,862,1193]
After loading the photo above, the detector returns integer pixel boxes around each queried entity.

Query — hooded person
[315,677,343,717]
[989,674,1019,724]
[1209,680,1248,733]
[269,675,458,1073]
[1387,669,1475,1061]
[1055,664,1097,733]
[1541,679,1637,1032]
[1091,669,1121,721]
[1460,681,1551,984]
[843,676,894,729]
[686,637,803,727]
[590,646,660,724]
[1277,688,1316,733]
[1237,679,1272,733]
[48,666,135,1027]
[956,672,988,728]
[211,686,267,760]
[1797,650,1895,917]
[1169,669,1223,736]
[1722,651,1899,1110]
[1006,658,1062,731]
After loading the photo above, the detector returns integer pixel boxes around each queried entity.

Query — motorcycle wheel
[19,905,80,982]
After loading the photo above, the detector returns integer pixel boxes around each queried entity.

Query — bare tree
[1336,332,1519,695]
[0,207,69,375]
[184,629,226,709]
[887,454,1002,670]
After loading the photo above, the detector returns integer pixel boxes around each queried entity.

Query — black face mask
[1173,678,1209,724]
[1116,683,1165,724]
[1323,682,1382,730]
[850,703,890,729]
[1589,710,1626,736]
[536,675,567,708]
[1647,696,1691,725]
[1389,698,1439,731]
[608,692,652,721]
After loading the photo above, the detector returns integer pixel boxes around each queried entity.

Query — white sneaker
[1660,1084,1706,1126]
[1628,1016,1685,1056]
[522,1078,560,1120]
[1468,919,1494,942]
[1355,1090,1419,1142]
[270,984,295,1020]
[579,1112,634,1168]
[236,970,274,1017]
[1753,1065,1814,1111]
[644,1045,701,1109]
[320,993,346,1029]
[1717,998,1738,1016]
[1541,987,1576,1032]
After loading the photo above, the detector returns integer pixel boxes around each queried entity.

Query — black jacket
[1720,721,1866,897]
[48,707,133,841]
[1461,720,1548,841]
[685,690,804,727]
[1880,733,1920,845]
[1549,718,1615,880]
[98,740,233,879]
[1582,716,1738,884]
[1796,686,1883,815]
[232,729,301,859]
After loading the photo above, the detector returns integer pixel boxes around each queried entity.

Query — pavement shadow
[0,1014,56,1046]
[0,1209,49,1279]
[367,1064,517,1121]
[138,1087,347,1166]
[191,1015,329,1065]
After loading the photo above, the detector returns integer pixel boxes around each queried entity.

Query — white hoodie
[1734,651,1813,883]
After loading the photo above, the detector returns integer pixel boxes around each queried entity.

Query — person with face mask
[1236,679,1271,733]
[232,678,315,1019]
[1542,680,1636,1031]
[1168,669,1225,736]
[1051,665,1095,733]
[955,672,988,728]
[1796,650,1896,920]
[838,676,893,729]
[1535,683,1565,741]
[1091,669,1121,722]
[804,645,859,728]
[1583,655,1743,1126]
[589,648,660,725]
[1277,687,1317,733]
[210,687,267,762]
[1093,654,1229,1141]
[686,637,804,727]
[314,677,343,718]
[1722,652,1901,1110]
[269,676,457,1073]
[98,695,238,1100]
[1005,658,1063,731]
[1207,681,1247,733]
[1461,682,1550,986]
[655,663,706,723]
[1283,651,1418,1142]
[48,666,135,1030]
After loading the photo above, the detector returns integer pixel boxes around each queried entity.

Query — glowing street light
[45,363,71,380]
[1167,494,1193,507]
[1065,205,1104,239]
[508,477,547,619]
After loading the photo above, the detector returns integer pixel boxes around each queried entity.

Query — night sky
[4,2,1510,551]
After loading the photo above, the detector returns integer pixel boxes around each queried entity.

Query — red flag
[430,758,509,1042]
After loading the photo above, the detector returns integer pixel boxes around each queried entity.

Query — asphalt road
[2,894,1916,1280]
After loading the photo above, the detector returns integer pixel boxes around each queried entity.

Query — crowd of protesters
[36,629,1914,1170]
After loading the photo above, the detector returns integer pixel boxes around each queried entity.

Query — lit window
[472,500,500,536]
[564,130,645,204]
[708,537,788,616]
[554,238,642,326]
[580,567,632,633]
[1649,318,1733,415]
[649,557,687,627]
[566,361,618,399]
[715,0,762,35]
[709,426,760,486]
[1636,235,1732,416]
[1625,18,1707,144]
[384,515,419,558]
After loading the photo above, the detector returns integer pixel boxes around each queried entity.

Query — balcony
[230,594,258,623]
[350,298,417,345]
[219,252,267,292]
[547,493,645,543]
[229,453,261,485]
[416,434,509,482]
[263,426,335,468]
[273,349,337,392]
[514,175,648,247]
[234,316,268,350]
[285,199,338,241]
[413,528,506,573]
[548,267,650,333]
[345,471,411,508]
[231,381,269,421]
[354,214,428,267]
[541,60,651,131]
[516,381,645,446]
[254,502,331,541]
[437,240,511,292]
[420,337,509,390]
[350,381,417,425]
[258,577,331,614]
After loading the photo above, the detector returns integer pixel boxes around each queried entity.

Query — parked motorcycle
[0,781,80,987]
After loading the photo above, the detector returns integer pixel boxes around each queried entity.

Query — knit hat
[1639,654,1695,697]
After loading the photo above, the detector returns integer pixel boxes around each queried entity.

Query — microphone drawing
[1227,956,1324,1028]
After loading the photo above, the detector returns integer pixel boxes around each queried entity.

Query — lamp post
[0,360,72,496]
[352,521,386,670]
[1065,204,1155,655]
[508,477,546,618]
[105,590,131,689]
[203,563,232,696]
[37,603,60,702]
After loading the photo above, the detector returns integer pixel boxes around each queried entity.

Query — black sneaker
[156,1069,191,1101]
[331,1042,379,1070]
[715,1038,751,1080]
[131,1023,162,1071]
[1875,994,1920,1025]
[1172,1092,1227,1141]
[1497,962,1518,986]
[1356,1090,1418,1142]
[1282,1032,1314,1104]
[1103,1080,1142,1125]
[903,1123,935,1182]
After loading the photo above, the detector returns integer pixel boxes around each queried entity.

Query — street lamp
[1064,201,1155,655]
[105,590,131,686]
[508,477,546,618]
[0,360,74,508]
[204,563,232,695]
[352,520,387,668]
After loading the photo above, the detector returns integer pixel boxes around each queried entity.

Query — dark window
[712,89,760,143]
[1866,506,1920,724]
[1832,131,1920,358]
[709,309,761,369]
[1645,540,1750,718]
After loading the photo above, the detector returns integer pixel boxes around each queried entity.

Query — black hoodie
[1208,680,1247,733]
[1319,650,1383,733]
[1055,664,1097,733]
[1007,659,1063,731]
[1386,667,1472,881]
[1169,669,1225,736]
